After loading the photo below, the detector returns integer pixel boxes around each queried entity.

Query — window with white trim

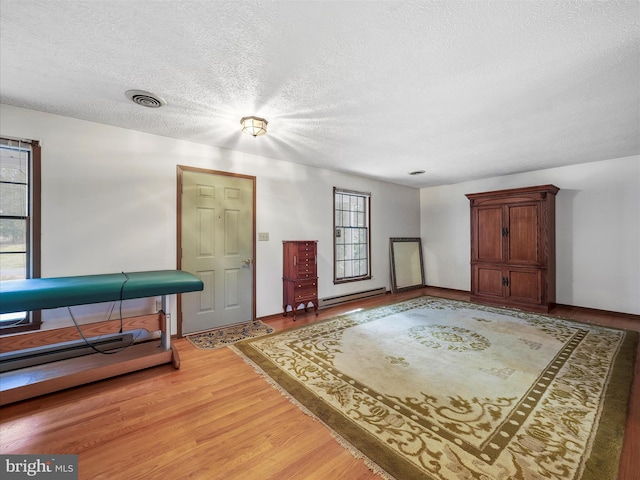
[333,187,371,283]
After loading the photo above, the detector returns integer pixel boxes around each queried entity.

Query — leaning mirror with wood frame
[389,237,425,293]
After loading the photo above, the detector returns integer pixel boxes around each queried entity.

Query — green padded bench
[0,270,204,405]
[0,270,203,314]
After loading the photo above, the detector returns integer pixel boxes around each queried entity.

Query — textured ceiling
[1,0,638,188]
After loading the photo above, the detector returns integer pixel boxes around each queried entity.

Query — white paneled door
[179,168,255,335]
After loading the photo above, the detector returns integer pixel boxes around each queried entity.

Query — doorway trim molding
[176,165,257,337]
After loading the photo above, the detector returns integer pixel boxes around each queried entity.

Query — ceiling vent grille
[125,90,166,108]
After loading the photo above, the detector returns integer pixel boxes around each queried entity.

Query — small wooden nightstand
[283,240,318,320]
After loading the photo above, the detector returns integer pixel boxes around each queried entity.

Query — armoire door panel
[507,204,539,264]
[473,265,504,298]
[506,268,542,304]
[475,206,503,262]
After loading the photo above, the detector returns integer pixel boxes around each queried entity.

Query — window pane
[0,183,27,216]
[344,261,352,278]
[0,218,26,249]
[0,147,28,183]
[344,228,353,246]
[0,253,26,281]
[354,261,360,276]
[0,312,27,324]
[341,210,349,226]
[359,259,368,274]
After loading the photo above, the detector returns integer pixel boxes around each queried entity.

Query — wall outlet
[258,232,269,241]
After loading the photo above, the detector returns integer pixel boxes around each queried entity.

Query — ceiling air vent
[125,90,167,108]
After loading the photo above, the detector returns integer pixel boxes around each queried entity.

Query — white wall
[420,155,640,315]
[1,104,420,329]
[4,103,636,323]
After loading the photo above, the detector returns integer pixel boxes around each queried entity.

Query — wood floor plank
[1,287,638,479]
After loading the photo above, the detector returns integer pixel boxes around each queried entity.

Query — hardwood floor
[1,288,638,479]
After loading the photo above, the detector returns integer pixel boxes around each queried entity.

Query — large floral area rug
[232,296,638,480]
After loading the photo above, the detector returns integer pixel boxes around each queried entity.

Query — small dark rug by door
[232,296,637,480]
[186,320,273,350]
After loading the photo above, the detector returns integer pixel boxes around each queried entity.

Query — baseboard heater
[0,332,134,373]
[318,287,387,308]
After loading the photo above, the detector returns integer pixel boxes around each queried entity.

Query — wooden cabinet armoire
[283,240,318,320]
[465,185,559,313]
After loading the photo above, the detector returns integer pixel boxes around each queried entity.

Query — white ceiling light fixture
[240,116,268,137]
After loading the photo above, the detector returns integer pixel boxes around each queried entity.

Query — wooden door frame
[176,165,257,337]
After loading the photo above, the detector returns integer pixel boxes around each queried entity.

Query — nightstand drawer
[297,242,316,253]
[297,265,317,277]
[295,278,317,290]
[296,251,316,265]
[294,291,317,302]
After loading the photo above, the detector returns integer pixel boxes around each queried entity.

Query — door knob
[243,258,252,265]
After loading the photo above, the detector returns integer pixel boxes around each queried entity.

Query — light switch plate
[258,232,269,241]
